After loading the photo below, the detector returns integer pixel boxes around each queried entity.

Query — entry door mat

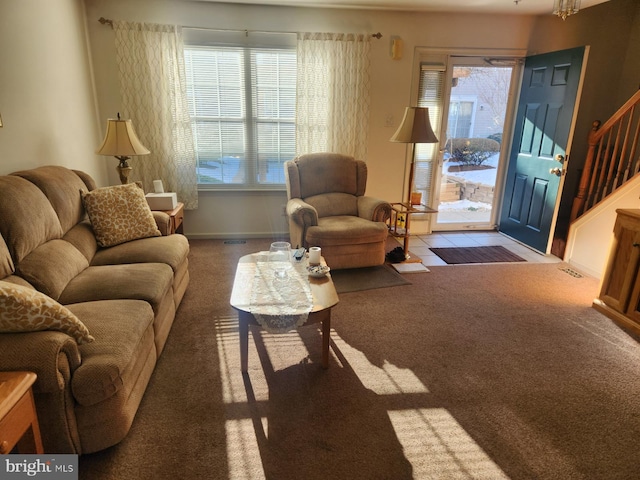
[429,245,526,265]
[330,264,411,293]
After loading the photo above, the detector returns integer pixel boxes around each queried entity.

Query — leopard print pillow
[0,281,94,344]
[82,183,161,248]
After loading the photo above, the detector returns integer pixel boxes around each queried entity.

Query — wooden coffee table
[230,253,339,372]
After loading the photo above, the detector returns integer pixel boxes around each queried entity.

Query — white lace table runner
[249,258,313,333]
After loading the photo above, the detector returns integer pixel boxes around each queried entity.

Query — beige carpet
[79,238,640,479]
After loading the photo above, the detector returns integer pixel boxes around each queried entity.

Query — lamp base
[117,164,132,184]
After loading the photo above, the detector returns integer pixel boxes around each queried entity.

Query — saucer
[306,265,330,277]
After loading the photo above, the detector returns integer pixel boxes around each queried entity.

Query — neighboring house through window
[447,97,476,139]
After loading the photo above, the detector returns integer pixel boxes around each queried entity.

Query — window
[184,44,296,188]
[413,64,445,205]
[447,98,476,139]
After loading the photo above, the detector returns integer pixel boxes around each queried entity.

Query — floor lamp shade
[390,107,439,144]
[96,116,150,184]
[390,107,439,206]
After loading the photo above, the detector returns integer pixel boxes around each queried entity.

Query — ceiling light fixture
[553,0,581,20]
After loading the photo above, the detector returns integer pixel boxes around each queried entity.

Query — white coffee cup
[308,246,321,265]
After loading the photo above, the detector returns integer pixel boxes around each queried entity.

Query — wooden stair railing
[570,89,640,222]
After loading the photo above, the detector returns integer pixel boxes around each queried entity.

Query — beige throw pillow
[82,183,161,248]
[0,281,94,344]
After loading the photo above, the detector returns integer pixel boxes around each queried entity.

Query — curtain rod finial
[99,17,114,28]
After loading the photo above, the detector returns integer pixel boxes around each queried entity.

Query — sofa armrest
[0,331,81,394]
[152,211,171,236]
[358,196,392,223]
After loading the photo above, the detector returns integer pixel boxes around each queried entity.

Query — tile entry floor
[396,231,563,267]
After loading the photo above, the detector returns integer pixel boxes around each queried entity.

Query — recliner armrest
[286,198,318,226]
[358,196,392,223]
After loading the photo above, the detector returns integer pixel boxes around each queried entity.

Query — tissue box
[145,192,177,210]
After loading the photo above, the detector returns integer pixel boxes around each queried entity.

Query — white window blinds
[415,64,445,204]
[184,44,296,187]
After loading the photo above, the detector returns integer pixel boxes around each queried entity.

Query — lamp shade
[96,118,150,157]
[390,107,439,144]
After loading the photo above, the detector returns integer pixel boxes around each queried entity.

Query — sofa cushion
[62,222,98,264]
[305,192,358,218]
[0,281,94,344]
[306,216,388,246]
[91,235,189,273]
[69,299,155,406]
[13,166,90,234]
[0,175,63,263]
[16,240,90,300]
[0,233,14,279]
[81,183,161,248]
[58,263,174,313]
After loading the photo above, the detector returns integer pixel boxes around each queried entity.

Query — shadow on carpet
[430,245,526,264]
[330,264,411,293]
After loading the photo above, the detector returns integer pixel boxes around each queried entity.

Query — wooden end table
[387,202,438,255]
[0,371,44,454]
[230,254,339,372]
[158,202,184,234]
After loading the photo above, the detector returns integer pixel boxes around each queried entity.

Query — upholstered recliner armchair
[285,153,392,270]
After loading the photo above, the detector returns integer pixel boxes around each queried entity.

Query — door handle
[549,167,564,177]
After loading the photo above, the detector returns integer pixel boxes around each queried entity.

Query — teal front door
[499,47,586,253]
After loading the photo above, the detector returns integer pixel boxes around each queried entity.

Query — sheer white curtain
[296,33,371,160]
[112,21,198,209]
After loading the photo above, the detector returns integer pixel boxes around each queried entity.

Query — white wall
[0,0,107,185]
[565,177,640,278]
[84,0,535,238]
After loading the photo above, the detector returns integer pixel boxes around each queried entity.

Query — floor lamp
[96,113,150,184]
[390,107,439,206]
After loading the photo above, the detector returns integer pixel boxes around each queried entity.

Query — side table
[388,202,438,257]
[0,371,44,454]
[158,202,184,235]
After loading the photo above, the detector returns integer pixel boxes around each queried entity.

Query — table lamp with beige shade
[96,113,150,184]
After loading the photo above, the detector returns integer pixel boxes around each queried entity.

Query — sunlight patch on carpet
[226,418,266,479]
[332,335,429,395]
[388,408,509,479]
[215,316,269,404]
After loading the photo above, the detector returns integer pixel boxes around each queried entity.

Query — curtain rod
[98,17,382,39]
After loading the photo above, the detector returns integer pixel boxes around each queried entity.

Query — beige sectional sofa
[0,165,189,454]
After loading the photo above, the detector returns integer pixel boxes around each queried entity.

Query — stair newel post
[570,120,601,222]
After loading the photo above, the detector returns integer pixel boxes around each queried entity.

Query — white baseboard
[186,232,289,240]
